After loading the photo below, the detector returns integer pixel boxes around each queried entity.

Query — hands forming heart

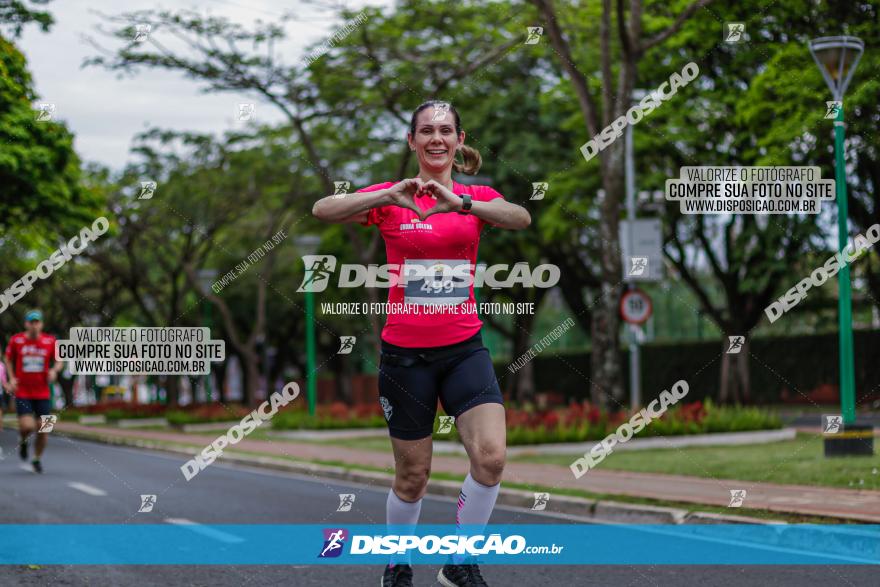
[387,178,461,221]
[417,180,461,221]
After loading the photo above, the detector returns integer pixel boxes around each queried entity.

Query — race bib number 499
[402,259,470,306]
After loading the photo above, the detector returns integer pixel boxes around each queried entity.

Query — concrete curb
[435,427,798,456]
[116,417,169,428]
[58,428,787,526]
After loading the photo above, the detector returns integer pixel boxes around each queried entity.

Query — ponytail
[453,145,482,175]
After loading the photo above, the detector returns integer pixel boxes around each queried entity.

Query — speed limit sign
[620,289,652,325]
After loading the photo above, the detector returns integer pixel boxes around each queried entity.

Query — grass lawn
[510,432,879,490]
[302,434,393,451]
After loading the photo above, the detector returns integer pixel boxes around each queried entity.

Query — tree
[644,0,876,401]
[84,2,560,403]
[0,34,95,234]
[88,128,311,405]
[529,0,714,407]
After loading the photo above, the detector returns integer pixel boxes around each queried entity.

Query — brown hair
[409,100,481,175]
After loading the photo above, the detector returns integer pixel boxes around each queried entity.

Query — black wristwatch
[457,194,472,215]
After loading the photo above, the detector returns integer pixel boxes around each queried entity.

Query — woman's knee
[394,462,431,500]
[470,443,506,483]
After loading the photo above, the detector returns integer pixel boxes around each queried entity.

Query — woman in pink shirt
[313,101,530,587]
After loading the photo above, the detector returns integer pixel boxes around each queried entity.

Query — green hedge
[432,401,781,446]
[495,330,880,405]
[270,410,386,430]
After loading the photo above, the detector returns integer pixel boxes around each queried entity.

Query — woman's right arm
[312,179,424,224]
[311,188,391,224]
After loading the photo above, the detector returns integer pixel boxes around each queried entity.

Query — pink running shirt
[358,181,504,348]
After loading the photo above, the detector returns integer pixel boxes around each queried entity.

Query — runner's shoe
[438,563,488,587]
[32,459,42,474]
[381,563,413,587]
[19,440,28,461]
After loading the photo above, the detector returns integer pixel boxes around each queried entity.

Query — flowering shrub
[166,404,252,425]
[78,402,168,420]
[272,401,386,430]
[434,398,780,445]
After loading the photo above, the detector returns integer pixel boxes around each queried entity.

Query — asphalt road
[0,429,876,586]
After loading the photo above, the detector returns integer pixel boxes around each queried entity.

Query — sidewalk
[57,422,880,523]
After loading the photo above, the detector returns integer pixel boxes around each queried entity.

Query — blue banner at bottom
[0,524,877,565]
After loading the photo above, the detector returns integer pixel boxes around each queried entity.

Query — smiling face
[408,107,465,174]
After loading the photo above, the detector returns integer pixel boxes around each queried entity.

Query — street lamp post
[295,235,322,416]
[808,36,863,427]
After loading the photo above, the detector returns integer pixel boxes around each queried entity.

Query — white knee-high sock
[454,473,500,563]
[387,488,422,565]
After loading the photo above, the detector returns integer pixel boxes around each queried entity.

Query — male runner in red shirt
[5,310,63,473]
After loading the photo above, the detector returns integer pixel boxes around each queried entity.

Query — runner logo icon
[139,494,157,513]
[297,255,338,292]
[337,336,356,354]
[726,336,744,354]
[337,494,355,512]
[825,101,842,119]
[531,492,550,511]
[629,257,648,276]
[728,489,747,508]
[38,415,57,433]
[822,415,843,434]
[379,396,392,421]
[437,415,455,434]
[319,528,348,558]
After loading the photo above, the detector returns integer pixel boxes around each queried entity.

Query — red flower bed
[80,402,167,417]
[314,401,384,421]
[501,400,708,433]
[184,403,251,420]
[678,400,706,423]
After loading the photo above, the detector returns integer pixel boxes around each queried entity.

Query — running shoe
[381,563,413,587]
[19,440,27,461]
[32,459,42,474]
[438,563,488,587]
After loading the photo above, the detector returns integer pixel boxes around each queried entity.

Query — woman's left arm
[420,180,531,230]
[468,197,531,230]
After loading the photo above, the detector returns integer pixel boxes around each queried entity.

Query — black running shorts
[378,330,504,440]
[15,398,52,418]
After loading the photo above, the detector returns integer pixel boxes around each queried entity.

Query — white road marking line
[67,482,108,496]
[19,464,33,473]
[164,518,244,544]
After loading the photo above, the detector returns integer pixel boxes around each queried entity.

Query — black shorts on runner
[378,330,504,440]
[15,398,52,418]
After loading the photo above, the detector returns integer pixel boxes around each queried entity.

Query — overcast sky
[17,0,389,171]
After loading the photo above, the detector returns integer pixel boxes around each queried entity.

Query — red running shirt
[5,332,56,399]
[358,181,504,348]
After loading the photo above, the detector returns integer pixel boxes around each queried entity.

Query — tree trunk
[212,359,227,403]
[165,376,180,407]
[505,314,537,404]
[242,351,259,406]
[58,374,75,408]
[590,148,626,408]
[331,351,354,404]
[719,337,751,404]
